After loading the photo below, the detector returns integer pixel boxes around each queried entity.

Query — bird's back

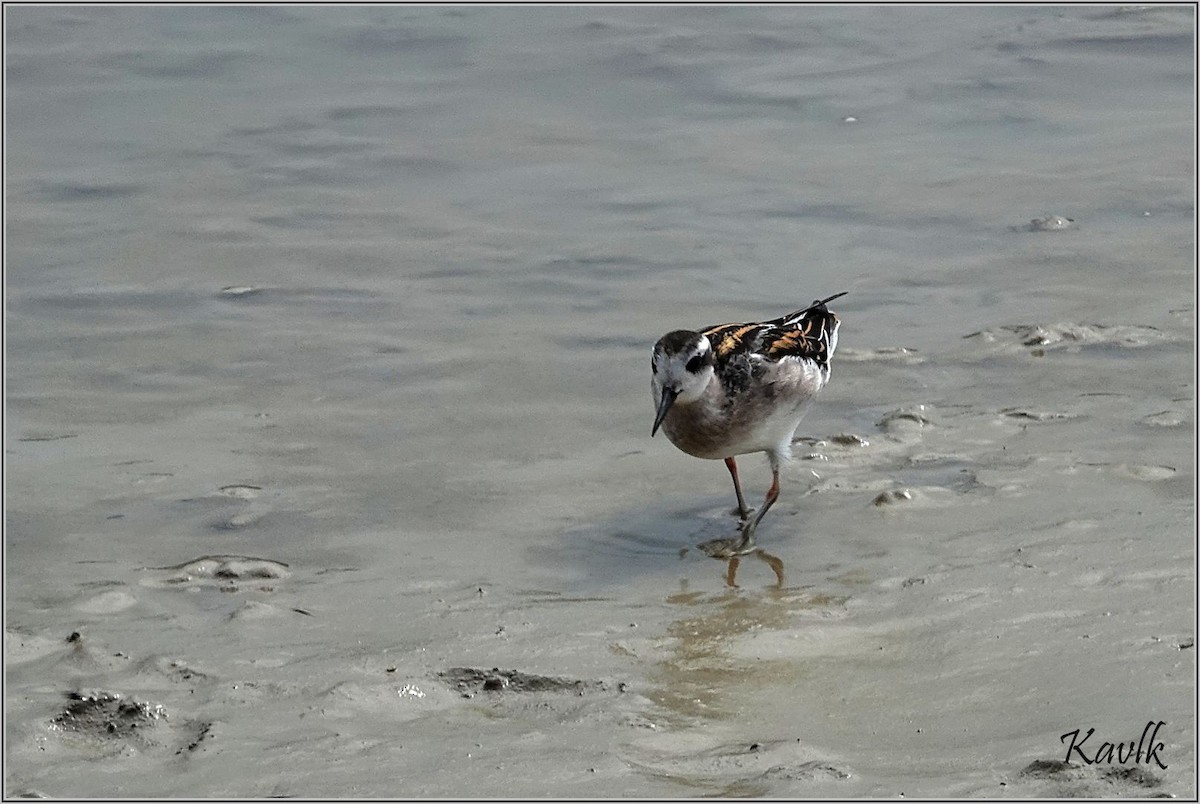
[701,296,842,386]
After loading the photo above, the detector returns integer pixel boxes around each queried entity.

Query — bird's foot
[736,517,760,550]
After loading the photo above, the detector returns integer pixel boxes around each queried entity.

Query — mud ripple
[1141,409,1186,427]
[137,655,211,684]
[1025,214,1075,231]
[74,589,138,614]
[1067,462,1178,482]
[964,322,1169,351]
[628,738,851,796]
[216,484,262,499]
[1108,463,1177,482]
[999,407,1076,422]
[870,478,979,508]
[878,405,933,433]
[872,489,915,506]
[48,632,133,674]
[143,555,290,589]
[836,346,924,364]
[5,631,69,666]
[218,285,262,298]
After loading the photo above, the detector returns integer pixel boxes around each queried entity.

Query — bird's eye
[686,355,706,372]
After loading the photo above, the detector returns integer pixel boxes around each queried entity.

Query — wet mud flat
[4,582,867,798]
[5,3,1195,799]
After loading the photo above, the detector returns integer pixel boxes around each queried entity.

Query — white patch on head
[651,334,714,405]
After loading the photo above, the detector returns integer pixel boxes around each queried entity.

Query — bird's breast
[660,358,827,459]
[661,403,736,459]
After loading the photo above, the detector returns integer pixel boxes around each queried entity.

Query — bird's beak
[651,387,679,437]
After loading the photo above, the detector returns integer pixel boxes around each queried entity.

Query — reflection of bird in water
[651,293,846,556]
[697,538,785,588]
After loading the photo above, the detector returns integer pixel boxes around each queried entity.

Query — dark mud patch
[439,667,612,697]
[1009,758,1167,797]
[17,432,78,442]
[53,690,166,744]
[50,690,213,757]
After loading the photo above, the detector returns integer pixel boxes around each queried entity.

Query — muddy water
[6,5,1194,798]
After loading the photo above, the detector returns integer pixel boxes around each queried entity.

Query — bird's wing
[699,321,767,361]
[760,299,841,365]
[702,293,844,367]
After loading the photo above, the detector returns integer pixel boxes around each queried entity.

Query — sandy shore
[6,5,1195,798]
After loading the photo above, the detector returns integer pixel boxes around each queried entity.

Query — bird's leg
[735,466,780,551]
[724,456,751,520]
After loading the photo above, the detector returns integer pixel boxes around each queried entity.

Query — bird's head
[650,330,715,436]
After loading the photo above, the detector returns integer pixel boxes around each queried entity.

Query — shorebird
[651,292,845,553]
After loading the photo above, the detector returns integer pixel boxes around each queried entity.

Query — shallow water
[5,5,1195,798]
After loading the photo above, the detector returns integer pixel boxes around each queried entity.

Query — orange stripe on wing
[765,320,828,359]
[704,323,760,358]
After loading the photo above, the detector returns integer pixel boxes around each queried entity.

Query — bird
[650,292,846,553]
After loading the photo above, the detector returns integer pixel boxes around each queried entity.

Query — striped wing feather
[701,305,838,366]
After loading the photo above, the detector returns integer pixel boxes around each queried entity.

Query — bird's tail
[780,291,846,363]
[787,291,848,320]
